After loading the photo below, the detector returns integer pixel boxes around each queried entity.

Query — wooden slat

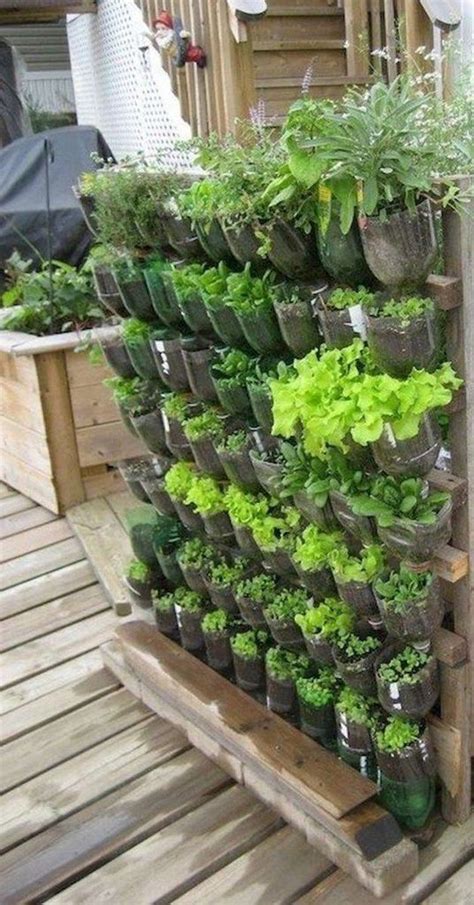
[0,559,96,618]
[0,537,85,591]
[0,648,111,715]
[83,467,126,500]
[0,749,229,905]
[432,627,467,667]
[0,415,53,475]
[75,421,146,468]
[0,609,116,688]
[0,494,35,518]
[266,6,344,15]
[0,585,108,653]
[426,274,462,310]
[47,786,282,905]
[433,545,469,583]
[422,860,474,904]
[69,383,120,428]
[0,717,187,852]
[105,489,138,528]
[0,687,150,793]
[0,504,56,539]
[0,483,14,498]
[0,376,46,433]
[0,518,73,563]
[427,469,467,509]
[344,0,370,76]
[64,349,111,388]
[0,449,59,513]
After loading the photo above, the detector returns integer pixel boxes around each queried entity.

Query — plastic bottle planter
[131,411,167,455]
[202,510,234,544]
[365,308,440,379]
[212,377,252,417]
[117,459,151,503]
[236,308,283,355]
[266,220,319,282]
[293,563,336,603]
[178,292,214,335]
[179,561,208,595]
[298,698,337,749]
[96,329,136,379]
[92,264,128,318]
[261,547,295,578]
[126,516,159,568]
[329,489,377,544]
[336,710,377,780]
[145,269,183,327]
[266,670,296,715]
[203,628,233,672]
[220,220,266,270]
[334,577,378,621]
[359,200,437,287]
[161,214,204,262]
[188,436,226,479]
[117,401,139,437]
[316,204,372,286]
[332,644,381,696]
[375,647,440,719]
[371,413,442,478]
[273,297,321,360]
[195,218,236,265]
[231,521,262,559]
[173,499,204,534]
[235,593,268,630]
[314,302,362,350]
[140,476,176,517]
[264,613,304,652]
[150,335,189,392]
[249,451,285,496]
[123,572,158,608]
[247,382,273,433]
[154,546,183,587]
[302,633,334,667]
[216,444,259,493]
[204,578,239,614]
[232,651,265,692]
[377,498,453,564]
[115,272,155,322]
[293,490,338,532]
[175,604,207,651]
[154,602,179,638]
[123,337,158,381]
[182,347,218,402]
[206,303,246,347]
[375,577,444,644]
[374,727,437,829]
[73,187,99,237]
[162,412,193,461]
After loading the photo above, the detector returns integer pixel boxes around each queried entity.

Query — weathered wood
[427,469,467,508]
[0,483,14,498]
[0,585,108,652]
[0,537,85,591]
[0,450,58,513]
[0,494,35,518]
[432,627,467,667]
[75,421,145,468]
[426,714,462,798]
[432,544,468,582]
[0,504,56,539]
[0,648,107,715]
[0,559,96,618]
[344,0,369,76]
[425,859,474,904]
[426,273,462,310]
[0,518,73,563]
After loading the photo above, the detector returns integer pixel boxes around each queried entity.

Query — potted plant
[94,324,136,378]
[181,337,218,402]
[313,286,374,349]
[328,543,385,620]
[183,407,226,478]
[186,474,234,543]
[374,565,443,643]
[249,443,287,497]
[143,258,183,327]
[139,457,176,516]
[200,263,246,346]
[295,597,355,665]
[335,687,380,779]
[169,263,214,334]
[280,443,337,532]
[332,632,384,696]
[272,283,321,359]
[106,377,145,436]
[225,266,283,355]
[161,392,195,460]
[252,506,301,576]
[89,247,128,317]
[204,556,253,612]
[351,475,452,563]
[117,457,152,502]
[163,461,202,531]
[150,328,189,392]
[161,206,203,261]
[124,558,161,608]
[375,645,440,719]
[177,179,235,263]
[223,485,267,557]
[296,668,341,747]
[201,608,240,672]
[122,319,158,380]
[151,515,187,586]
[291,524,341,599]
[364,295,440,378]
[231,629,270,691]
[177,537,217,593]
[235,572,279,629]
[216,430,259,492]
[211,348,253,416]
[173,586,210,651]
[263,587,311,651]
[152,588,179,637]
[113,259,155,321]
[374,717,437,829]
[129,383,167,455]
[265,647,312,715]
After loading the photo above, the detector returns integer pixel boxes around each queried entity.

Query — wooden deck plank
[0,648,107,715]
[0,718,187,852]
[0,494,35,518]
[0,504,56,539]
[0,687,150,793]
[47,786,282,905]
[174,825,334,905]
[0,518,73,563]
[0,585,108,652]
[424,860,474,904]
[0,483,15,499]
[0,609,116,688]
[0,537,85,590]
[0,559,97,618]
[0,749,229,905]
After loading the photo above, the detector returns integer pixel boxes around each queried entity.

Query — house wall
[0,20,75,112]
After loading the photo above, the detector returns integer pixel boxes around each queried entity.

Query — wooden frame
[0,328,143,514]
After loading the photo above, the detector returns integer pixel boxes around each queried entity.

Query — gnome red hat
[152,11,173,30]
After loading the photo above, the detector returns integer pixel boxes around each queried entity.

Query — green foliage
[336,687,380,728]
[126,559,152,581]
[252,505,301,552]
[201,608,235,634]
[224,264,278,315]
[375,565,433,613]
[351,476,449,528]
[173,585,206,612]
[223,484,271,528]
[334,633,382,661]
[177,537,216,570]
[231,629,269,660]
[235,572,278,603]
[295,597,355,641]
[162,392,191,422]
[293,524,343,571]
[184,407,224,442]
[377,647,431,685]
[375,716,421,753]
[264,587,312,622]
[186,475,226,515]
[208,557,250,587]
[326,287,374,311]
[371,295,435,326]
[151,589,175,613]
[164,461,197,502]
[296,668,340,709]
[169,263,206,300]
[217,430,249,454]
[122,318,154,347]
[328,543,385,583]
[212,348,256,387]
[105,376,141,408]
[153,515,185,552]
[326,449,372,498]
[280,443,332,507]
[265,646,312,681]
[177,178,227,230]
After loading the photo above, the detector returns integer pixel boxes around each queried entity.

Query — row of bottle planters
[94,255,441,381]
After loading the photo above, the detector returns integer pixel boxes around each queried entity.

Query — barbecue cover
[0,125,113,267]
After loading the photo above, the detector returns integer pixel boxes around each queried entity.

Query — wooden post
[404,0,434,70]
[216,0,256,132]
[344,0,370,76]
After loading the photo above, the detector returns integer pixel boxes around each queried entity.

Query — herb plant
[208,557,250,587]
[334,633,382,661]
[151,589,176,613]
[217,430,249,454]
[328,544,385,584]
[325,287,374,311]
[183,408,224,442]
[153,515,185,552]
[177,537,216,570]
[264,587,312,622]
[201,608,236,634]
[293,525,343,571]
[377,647,431,685]
[126,559,152,581]
[336,687,380,728]
[231,629,269,660]
[375,565,434,613]
[265,647,312,681]
[212,348,255,387]
[235,572,278,603]
[224,264,277,315]
[295,597,355,641]
[173,586,206,612]
[351,476,449,528]
[369,296,435,326]
[296,668,340,708]
[375,716,421,753]
[122,318,154,347]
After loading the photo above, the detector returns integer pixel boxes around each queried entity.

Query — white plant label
[349,304,367,340]
[384,423,397,447]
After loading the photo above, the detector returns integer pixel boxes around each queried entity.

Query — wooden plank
[64,349,111,388]
[426,714,462,798]
[424,860,474,904]
[0,415,53,475]
[173,825,334,904]
[255,74,369,88]
[0,559,96,618]
[67,497,132,616]
[265,6,344,15]
[0,376,46,433]
[105,489,138,528]
[432,545,468,582]
[69,382,120,428]
[0,648,111,715]
[75,421,146,468]
[0,609,116,688]
[83,467,126,500]
[440,661,470,814]
[0,350,39,390]
[0,504,56,539]
[426,274,462,310]
[0,687,150,793]
[0,537,85,591]
[0,748,229,905]
[253,38,345,50]
[253,13,345,43]
[0,518,73,563]
[0,585,108,652]
[0,483,14,498]
[254,47,346,80]
[47,786,282,905]
[344,0,370,76]
[0,494,35,518]
[1,666,119,744]
[0,717,187,853]
[428,469,467,508]
[432,627,467,667]
[0,449,59,513]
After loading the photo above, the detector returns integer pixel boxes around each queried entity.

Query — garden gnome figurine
[152,10,206,68]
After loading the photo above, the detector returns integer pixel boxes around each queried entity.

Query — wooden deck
[0,482,472,904]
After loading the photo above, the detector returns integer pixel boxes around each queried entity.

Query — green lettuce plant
[334,633,382,661]
[186,475,226,515]
[208,557,250,587]
[173,586,207,612]
[164,461,197,502]
[264,587,312,622]
[183,407,224,442]
[295,597,355,641]
[201,608,236,634]
[325,287,374,311]
[293,524,343,571]
[223,485,271,528]
[351,476,449,528]
[328,543,385,584]
[375,716,421,753]
[177,537,216,570]
[375,565,434,613]
[280,443,332,507]
[367,295,435,327]
[231,629,269,660]
[224,264,278,315]
[235,572,278,603]
[169,262,206,300]
[296,668,340,708]
[162,392,192,422]
[122,318,154,347]
[126,559,152,581]
[377,647,431,685]
[265,647,312,681]
[151,589,176,613]
[252,505,300,552]
[217,430,249,454]
[336,687,380,728]
[212,348,255,387]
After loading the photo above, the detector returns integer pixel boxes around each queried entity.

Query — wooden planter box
[0,329,145,513]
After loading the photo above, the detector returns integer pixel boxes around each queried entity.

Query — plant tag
[162,411,170,430]
[338,714,349,739]
[360,755,368,777]
[389,682,402,708]
[384,423,397,447]
[161,354,170,375]
[348,304,367,340]
[155,340,165,352]
[175,603,183,629]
